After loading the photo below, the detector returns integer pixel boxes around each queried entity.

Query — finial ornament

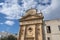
[40,10,42,14]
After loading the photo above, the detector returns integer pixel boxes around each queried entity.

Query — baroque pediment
[20,9,44,21]
[20,14,43,21]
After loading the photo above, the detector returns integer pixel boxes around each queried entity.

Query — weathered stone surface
[18,9,44,40]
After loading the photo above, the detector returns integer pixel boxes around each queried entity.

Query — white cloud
[1,31,5,32]
[42,0,59,14]
[5,0,18,4]
[1,3,22,19]
[0,0,48,19]
[0,3,4,5]
[22,0,37,10]
[0,0,23,19]
[5,20,14,26]
[0,0,59,20]
[0,23,3,24]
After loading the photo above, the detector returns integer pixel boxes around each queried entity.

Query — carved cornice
[20,14,44,22]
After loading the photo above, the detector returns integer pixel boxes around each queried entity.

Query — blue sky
[0,13,19,34]
[0,0,60,34]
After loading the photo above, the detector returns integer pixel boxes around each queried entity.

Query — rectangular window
[47,37,50,40]
[58,25,60,31]
[47,26,51,33]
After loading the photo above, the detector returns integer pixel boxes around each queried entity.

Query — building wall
[44,19,60,40]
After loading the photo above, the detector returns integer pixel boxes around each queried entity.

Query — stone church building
[18,9,60,40]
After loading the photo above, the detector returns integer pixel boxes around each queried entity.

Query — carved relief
[20,20,42,25]
[28,27,32,32]
[36,24,40,35]
[37,28,40,34]
[21,30,24,35]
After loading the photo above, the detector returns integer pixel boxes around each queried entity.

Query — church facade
[18,9,60,40]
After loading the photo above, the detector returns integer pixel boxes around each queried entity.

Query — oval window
[28,28,32,32]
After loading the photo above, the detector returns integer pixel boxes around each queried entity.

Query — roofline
[44,18,60,21]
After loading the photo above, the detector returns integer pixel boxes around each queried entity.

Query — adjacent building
[44,19,60,40]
